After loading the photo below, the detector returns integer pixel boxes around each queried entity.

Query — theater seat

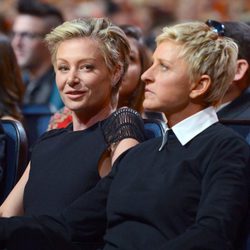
[0,120,28,203]
[22,104,54,147]
[143,118,167,139]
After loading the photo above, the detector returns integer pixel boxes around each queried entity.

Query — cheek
[128,64,141,82]
[144,83,174,109]
[121,66,141,94]
[55,73,65,92]
[157,84,191,113]
[90,77,112,98]
[120,79,138,95]
[30,42,42,51]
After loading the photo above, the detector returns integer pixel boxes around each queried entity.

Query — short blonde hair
[45,17,130,106]
[157,21,238,106]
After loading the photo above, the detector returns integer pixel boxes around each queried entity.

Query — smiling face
[55,37,113,117]
[142,40,199,126]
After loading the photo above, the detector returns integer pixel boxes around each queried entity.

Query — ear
[233,59,249,81]
[111,65,122,87]
[189,75,211,99]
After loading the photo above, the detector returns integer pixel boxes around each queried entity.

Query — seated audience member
[11,1,64,110]
[118,24,167,121]
[0,21,249,250]
[47,106,72,130]
[117,24,152,113]
[48,24,152,129]
[0,34,25,121]
[216,21,250,120]
[0,16,144,232]
[0,122,5,189]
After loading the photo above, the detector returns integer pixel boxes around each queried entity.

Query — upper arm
[0,163,30,217]
[100,107,145,175]
[160,137,250,250]
[196,138,250,237]
[111,138,139,164]
[102,107,146,165]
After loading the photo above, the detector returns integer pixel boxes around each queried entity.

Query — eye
[79,64,94,71]
[160,63,168,71]
[129,55,136,62]
[57,65,69,72]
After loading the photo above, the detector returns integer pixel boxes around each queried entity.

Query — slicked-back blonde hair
[45,17,130,107]
[157,21,238,106]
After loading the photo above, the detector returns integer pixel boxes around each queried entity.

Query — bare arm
[111,138,139,164]
[0,163,30,217]
[100,107,145,175]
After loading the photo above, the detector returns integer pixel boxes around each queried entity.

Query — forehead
[154,40,183,62]
[56,37,104,60]
[13,15,47,32]
[128,37,139,53]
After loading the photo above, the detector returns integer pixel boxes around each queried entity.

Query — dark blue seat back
[143,118,166,139]
[0,120,28,203]
[22,104,54,147]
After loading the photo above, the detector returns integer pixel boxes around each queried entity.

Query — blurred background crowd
[1,0,250,143]
[2,0,250,47]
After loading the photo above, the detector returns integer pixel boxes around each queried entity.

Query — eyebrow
[56,58,96,62]
[154,57,172,65]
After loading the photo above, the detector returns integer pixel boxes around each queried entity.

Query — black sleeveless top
[23,108,145,216]
[0,122,5,188]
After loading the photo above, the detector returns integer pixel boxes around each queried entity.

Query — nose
[67,71,80,87]
[11,34,22,48]
[141,65,154,84]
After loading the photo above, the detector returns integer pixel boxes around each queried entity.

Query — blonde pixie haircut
[45,17,130,107]
[157,21,238,106]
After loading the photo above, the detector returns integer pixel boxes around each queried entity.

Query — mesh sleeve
[102,107,146,145]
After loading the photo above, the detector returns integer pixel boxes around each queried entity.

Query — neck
[165,103,205,128]
[221,78,249,104]
[221,87,243,104]
[72,105,114,131]
[118,96,129,108]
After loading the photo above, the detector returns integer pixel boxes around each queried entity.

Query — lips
[144,88,154,97]
[65,90,86,99]
[15,51,25,59]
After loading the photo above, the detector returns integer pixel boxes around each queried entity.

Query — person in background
[0,34,25,121]
[47,105,72,130]
[11,0,64,111]
[117,24,152,113]
[216,21,250,120]
[0,19,145,250]
[48,24,152,129]
[0,21,248,250]
[118,24,166,121]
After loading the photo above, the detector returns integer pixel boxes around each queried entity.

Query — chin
[65,102,83,112]
[143,100,157,111]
